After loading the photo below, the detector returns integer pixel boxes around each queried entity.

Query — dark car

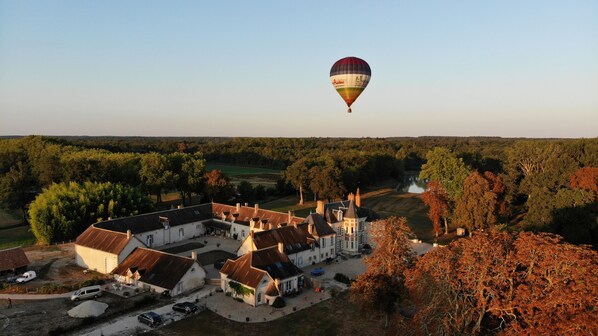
[310,267,325,276]
[138,312,162,327]
[213,258,227,270]
[172,301,199,314]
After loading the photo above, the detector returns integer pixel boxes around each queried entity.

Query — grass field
[0,208,23,228]
[150,292,387,336]
[0,225,36,249]
[206,163,282,187]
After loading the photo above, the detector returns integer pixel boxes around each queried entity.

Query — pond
[398,171,427,194]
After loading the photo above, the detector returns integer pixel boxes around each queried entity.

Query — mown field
[206,163,282,187]
[0,208,35,249]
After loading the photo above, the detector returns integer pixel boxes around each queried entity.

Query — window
[325,252,328,257]
[242,230,245,238]
[147,235,154,247]
[351,242,354,249]
[257,293,262,303]
[311,244,315,251]
[322,238,326,248]
[351,227,354,234]
[330,237,334,245]
[179,228,184,238]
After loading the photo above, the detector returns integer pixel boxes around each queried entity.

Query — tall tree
[419,147,470,202]
[351,217,416,327]
[453,171,501,236]
[169,153,206,205]
[140,152,176,204]
[421,181,450,237]
[204,170,236,203]
[285,158,312,205]
[0,161,37,220]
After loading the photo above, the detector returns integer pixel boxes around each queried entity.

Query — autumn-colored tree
[351,217,416,328]
[453,171,501,236]
[570,166,598,195]
[204,170,236,203]
[405,230,598,335]
[421,181,450,237]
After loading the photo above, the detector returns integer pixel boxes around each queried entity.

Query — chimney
[244,202,249,207]
[308,224,314,235]
[316,201,324,215]
[356,188,361,207]
[250,230,254,238]
[288,210,292,223]
[236,203,241,212]
[126,229,132,240]
[107,216,112,221]
[191,251,197,260]
[177,204,184,209]
[255,204,259,212]
[277,242,284,254]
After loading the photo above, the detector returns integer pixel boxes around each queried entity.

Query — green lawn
[0,225,36,250]
[0,208,24,228]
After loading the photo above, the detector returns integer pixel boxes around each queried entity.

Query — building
[111,247,206,296]
[236,212,336,267]
[75,226,145,274]
[0,247,30,275]
[220,244,304,306]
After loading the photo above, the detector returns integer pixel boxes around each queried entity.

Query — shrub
[234,297,243,302]
[334,273,351,285]
[272,297,285,308]
[134,295,157,308]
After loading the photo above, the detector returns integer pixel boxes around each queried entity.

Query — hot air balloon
[330,57,371,113]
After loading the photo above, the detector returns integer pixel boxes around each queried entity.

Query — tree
[570,166,598,195]
[453,171,501,236]
[140,153,176,204]
[204,170,236,203]
[351,217,416,328]
[169,153,206,205]
[285,158,312,205]
[405,230,598,335]
[420,147,470,202]
[0,161,37,220]
[422,181,450,237]
[29,182,153,244]
[237,180,255,203]
[308,158,346,201]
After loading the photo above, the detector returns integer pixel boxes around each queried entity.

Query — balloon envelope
[330,57,371,113]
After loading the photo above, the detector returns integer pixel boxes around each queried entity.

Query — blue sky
[1,1,597,138]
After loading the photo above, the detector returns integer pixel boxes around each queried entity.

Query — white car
[16,271,36,283]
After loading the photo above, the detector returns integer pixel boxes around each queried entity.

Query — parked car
[71,285,102,301]
[172,301,199,314]
[213,259,226,270]
[138,312,162,327]
[16,271,36,283]
[310,267,325,276]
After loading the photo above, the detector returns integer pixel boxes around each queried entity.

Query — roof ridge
[89,225,128,236]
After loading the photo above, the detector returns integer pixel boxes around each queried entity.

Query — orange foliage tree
[422,181,450,237]
[570,166,598,195]
[405,230,598,335]
[350,217,416,327]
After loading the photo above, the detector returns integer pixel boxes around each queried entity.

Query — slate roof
[111,247,198,290]
[344,200,359,219]
[324,200,379,222]
[0,247,30,272]
[95,204,213,234]
[220,246,302,289]
[76,226,138,254]
[251,224,317,254]
[304,213,336,237]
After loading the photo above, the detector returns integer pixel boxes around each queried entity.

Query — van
[71,285,102,301]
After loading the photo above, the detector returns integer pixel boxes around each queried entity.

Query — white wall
[75,245,118,274]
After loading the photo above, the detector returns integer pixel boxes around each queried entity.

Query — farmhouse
[111,247,206,296]
[75,226,145,274]
[0,247,30,275]
[220,244,303,306]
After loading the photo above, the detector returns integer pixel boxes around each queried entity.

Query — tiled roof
[95,204,213,234]
[111,248,198,290]
[212,203,304,228]
[220,246,302,289]
[304,213,336,237]
[0,247,30,272]
[76,226,138,254]
[252,224,317,254]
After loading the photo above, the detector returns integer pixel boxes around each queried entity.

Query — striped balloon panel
[330,57,371,77]
[330,74,371,107]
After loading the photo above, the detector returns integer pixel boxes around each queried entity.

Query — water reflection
[398,171,427,194]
